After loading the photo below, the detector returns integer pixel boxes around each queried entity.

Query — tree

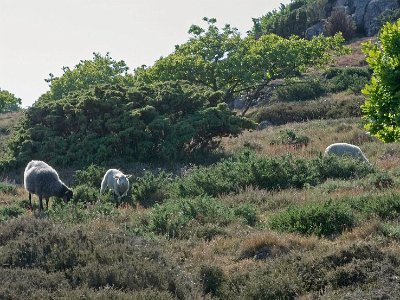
[0,88,21,113]
[7,81,255,167]
[134,18,348,112]
[40,52,135,102]
[361,19,400,142]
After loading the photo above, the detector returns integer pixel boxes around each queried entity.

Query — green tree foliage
[40,52,135,102]
[7,81,255,167]
[134,18,348,108]
[361,20,400,142]
[0,88,21,113]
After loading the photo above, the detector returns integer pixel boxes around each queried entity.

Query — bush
[0,181,17,194]
[73,164,107,188]
[325,9,356,41]
[48,201,118,224]
[270,78,326,102]
[323,67,371,94]
[200,265,225,296]
[173,152,373,198]
[132,171,173,208]
[250,96,364,125]
[147,196,235,239]
[269,199,356,237]
[7,82,255,168]
[0,200,27,221]
[72,184,100,203]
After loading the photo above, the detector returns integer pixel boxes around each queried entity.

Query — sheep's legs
[45,198,49,210]
[28,193,32,208]
[39,195,44,211]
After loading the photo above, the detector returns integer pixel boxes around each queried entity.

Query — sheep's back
[24,166,62,197]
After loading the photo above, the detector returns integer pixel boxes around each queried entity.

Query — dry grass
[332,36,375,67]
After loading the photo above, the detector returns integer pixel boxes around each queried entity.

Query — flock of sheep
[23,142,369,210]
[24,161,131,210]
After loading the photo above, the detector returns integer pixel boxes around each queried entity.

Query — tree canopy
[0,88,21,113]
[361,19,400,142]
[40,52,135,102]
[134,18,348,107]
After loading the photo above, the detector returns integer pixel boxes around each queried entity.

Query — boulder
[305,21,326,39]
[364,0,399,36]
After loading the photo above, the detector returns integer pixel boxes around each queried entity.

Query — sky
[0,0,291,107]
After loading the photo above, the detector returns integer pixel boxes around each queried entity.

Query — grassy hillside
[2,37,400,298]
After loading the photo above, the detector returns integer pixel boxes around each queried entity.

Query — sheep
[100,169,131,201]
[324,143,370,163]
[24,160,73,210]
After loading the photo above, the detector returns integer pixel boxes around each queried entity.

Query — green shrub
[348,193,400,220]
[48,201,118,224]
[7,82,255,168]
[0,181,17,194]
[269,199,356,237]
[173,151,373,198]
[132,171,173,208]
[0,200,27,221]
[234,203,258,226]
[270,79,326,102]
[147,196,235,239]
[72,184,101,203]
[250,96,364,125]
[73,164,107,188]
[324,67,371,94]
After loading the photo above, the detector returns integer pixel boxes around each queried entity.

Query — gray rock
[353,0,371,29]
[305,21,326,39]
[257,120,272,131]
[364,0,399,36]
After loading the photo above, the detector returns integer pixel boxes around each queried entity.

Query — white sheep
[100,169,131,201]
[324,143,370,163]
[24,160,73,210]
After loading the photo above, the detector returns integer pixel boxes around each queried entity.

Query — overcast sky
[0,0,291,107]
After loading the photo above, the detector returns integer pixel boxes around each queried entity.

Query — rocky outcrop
[305,0,399,38]
[364,0,399,36]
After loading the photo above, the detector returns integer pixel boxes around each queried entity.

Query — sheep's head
[114,174,132,186]
[63,188,73,203]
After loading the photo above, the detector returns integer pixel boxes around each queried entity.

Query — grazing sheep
[100,169,131,201]
[24,160,73,210]
[324,143,370,163]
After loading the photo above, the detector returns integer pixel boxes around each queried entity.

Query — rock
[364,0,399,36]
[305,21,326,39]
[257,120,272,131]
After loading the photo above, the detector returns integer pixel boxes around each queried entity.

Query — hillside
[2,33,400,298]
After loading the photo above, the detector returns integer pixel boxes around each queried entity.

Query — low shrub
[132,171,173,208]
[200,265,225,296]
[270,78,326,102]
[173,151,373,198]
[323,67,371,94]
[269,199,356,237]
[73,164,107,188]
[250,96,364,125]
[0,181,17,194]
[0,200,27,221]
[147,196,235,239]
[0,217,200,298]
[72,184,99,203]
[48,201,118,224]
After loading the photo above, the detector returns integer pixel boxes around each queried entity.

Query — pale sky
[0,0,291,107]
